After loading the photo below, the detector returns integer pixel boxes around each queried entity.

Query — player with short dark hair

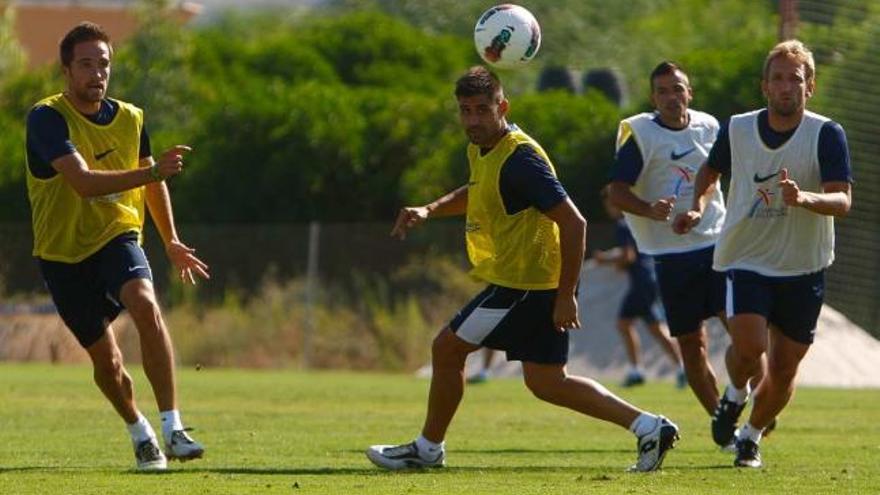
[366,66,679,473]
[25,22,207,471]
[606,61,739,441]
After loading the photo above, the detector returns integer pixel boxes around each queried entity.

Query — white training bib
[714,109,835,276]
[616,109,725,255]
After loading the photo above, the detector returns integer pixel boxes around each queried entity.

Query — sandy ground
[458,263,880,388]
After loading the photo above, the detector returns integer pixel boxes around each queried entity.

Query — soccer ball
[473,4,541,69]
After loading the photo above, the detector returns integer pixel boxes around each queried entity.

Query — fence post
[303,220,320,368]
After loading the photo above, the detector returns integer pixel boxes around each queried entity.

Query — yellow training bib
[465,127,561,289]
[27,94,145,262]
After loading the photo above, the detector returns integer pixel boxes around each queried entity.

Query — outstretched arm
[390,185,468,240]
[142,149,209,285]
[52,145,189,198]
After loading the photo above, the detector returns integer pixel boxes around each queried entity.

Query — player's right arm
[27,105,184,198]
[607,136,674,221]
[673,124,728,234]
[51,147,187,198]
[390,185,468,240]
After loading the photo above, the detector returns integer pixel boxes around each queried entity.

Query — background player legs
[646,321,683,367]
[119,278,177,412]
[522,362,640,428]
[421,328,480,443]
[85,328,139,424]
[616,318,642,380]
[677,327,720,415]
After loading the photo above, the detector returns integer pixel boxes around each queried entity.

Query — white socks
[725,383,750,405]
[629,413,661,438]
[738,422,763,443]
[126,412,156,444]
[415,435,444,459]
[160,409,184,440]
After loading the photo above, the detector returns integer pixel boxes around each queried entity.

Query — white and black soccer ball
[473,4,542,69]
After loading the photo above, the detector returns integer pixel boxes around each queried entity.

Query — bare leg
[616,318,640,368]
[522,362,641,428]
[647,321,682,366]
[748,328,809,429]
[421,328,480,443]
[676,327,720,416]
[86,328,139,424]
[119,278,177,412]
[725,314,768,391]
[719,311,767,391]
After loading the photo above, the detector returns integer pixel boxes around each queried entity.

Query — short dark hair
[60,22,113,67]
[455,66,503,101]
[649,61,689,91]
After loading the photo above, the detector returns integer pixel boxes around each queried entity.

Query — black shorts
[654,245,726,337]
[449,284,568,365]
[726,269,824,345]
[38,232,153,348]
[619,281,663,324]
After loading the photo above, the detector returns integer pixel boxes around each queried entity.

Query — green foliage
[0,2,785,224]
[0,6,25,78]
[511,91,622,218]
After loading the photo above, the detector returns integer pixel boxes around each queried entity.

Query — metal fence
[800,1,880,336]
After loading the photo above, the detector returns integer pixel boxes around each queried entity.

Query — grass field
[0,363,877,494]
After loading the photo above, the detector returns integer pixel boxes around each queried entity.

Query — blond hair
[763,39,815,82]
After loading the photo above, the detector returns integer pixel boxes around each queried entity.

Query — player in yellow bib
[24,22,207,471]
[366,66,679,472]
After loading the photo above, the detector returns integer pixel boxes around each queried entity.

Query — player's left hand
[553,295,581,332]
[778,168,804,207]
[166,240,210,285]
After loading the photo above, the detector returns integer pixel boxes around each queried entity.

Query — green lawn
[0,363,877,494]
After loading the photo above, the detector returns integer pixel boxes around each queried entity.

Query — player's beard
[75,83,106,104]
[770,95,801,117]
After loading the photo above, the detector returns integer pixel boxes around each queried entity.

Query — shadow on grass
[342,448,633,455]
[0,463,737,476]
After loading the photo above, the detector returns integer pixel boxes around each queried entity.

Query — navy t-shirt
[496,143,568,215]
[609,114,690,185]
[26,98,152,179]
[706,109,851,183]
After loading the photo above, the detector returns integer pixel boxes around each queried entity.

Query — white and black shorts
[449,284,568,364]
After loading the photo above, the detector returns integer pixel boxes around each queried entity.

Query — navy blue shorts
[449,284,568,365]
[654,245,726,337]
[38,232,153,348]
[726,269,824,345]
[619,282,663,324]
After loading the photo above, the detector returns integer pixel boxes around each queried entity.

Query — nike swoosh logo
[753,171,780,183]
[95,148,116,161]
[670,147,696,160]
[128,265,147,272]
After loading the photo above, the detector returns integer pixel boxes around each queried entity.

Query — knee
[127,291,160,319]
[431,331,468,369]
[121,281,161,320]
[523,370,563,403]
[767,358,799,385]
[732,338,765,363]
[678,334,708,362]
